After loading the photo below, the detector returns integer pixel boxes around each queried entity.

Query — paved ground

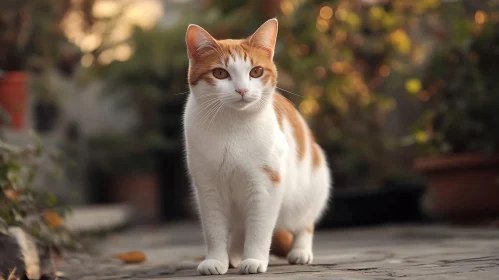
[57,222,499,279]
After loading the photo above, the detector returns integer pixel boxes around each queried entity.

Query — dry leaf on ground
[114,251,146,264]
[43,211,63,229]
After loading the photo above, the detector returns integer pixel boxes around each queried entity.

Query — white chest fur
[184,94,284,183]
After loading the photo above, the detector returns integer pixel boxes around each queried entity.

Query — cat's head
[186,18,278,111]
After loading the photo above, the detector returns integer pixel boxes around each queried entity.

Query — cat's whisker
[194,103,218,130]
[202,101,224,130]
[256,95,271,109]
[191,98,220,122]
[173,90,190,95]
[272,99,301,129]
[192,96,219,110]
[207,102,225,131]
[275,86,304,98]
[277,94,299,108]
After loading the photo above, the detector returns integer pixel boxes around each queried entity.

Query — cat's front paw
[287,249,313,265]
[197,259,228,275]
[238,258,268,274]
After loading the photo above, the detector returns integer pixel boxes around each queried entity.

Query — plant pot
[0,71,27,130]
[318,179,425,229]
[414,153,499,223]
[33,100,59,133]
[110,172,161,224]
[158,150,190,221]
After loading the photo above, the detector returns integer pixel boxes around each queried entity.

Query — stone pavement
[57,222,499,279]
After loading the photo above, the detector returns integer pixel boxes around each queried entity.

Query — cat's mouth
[236,97,250,103]
[230,96,257,110]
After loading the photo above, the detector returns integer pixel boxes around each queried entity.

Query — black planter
[158,150,190,221]
[157,96,190,221]
[317,178,427,229]
[33,101,59,133]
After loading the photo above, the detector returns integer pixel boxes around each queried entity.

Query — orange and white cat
[183,18,331,275]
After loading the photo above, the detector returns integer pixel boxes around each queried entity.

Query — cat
[183,18,332,275]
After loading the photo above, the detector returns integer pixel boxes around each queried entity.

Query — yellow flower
[346,13,361,29]
[405,78,422,94]
[280,0,294,15]
[390,29,411,54]
[299,98,320,118]
[415,131,429,143]
[424,0,441,9]
[382,13,395,29]
[369,6,385,21]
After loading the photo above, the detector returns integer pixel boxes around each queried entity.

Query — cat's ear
[247,18,278,58]
[186,24,218,60]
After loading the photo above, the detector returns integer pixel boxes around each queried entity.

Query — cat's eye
[212,68,229,79]
[250,67,264,78]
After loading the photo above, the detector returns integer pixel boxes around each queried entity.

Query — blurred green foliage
[408,10,499,156]
[0,0,82,73]
[0,0,85,129]
[84,22,194,176]
[84,0,498,188]
[0,134,79,250]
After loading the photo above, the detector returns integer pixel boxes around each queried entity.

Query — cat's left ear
[247,18,278,58]
[186,24,219,60]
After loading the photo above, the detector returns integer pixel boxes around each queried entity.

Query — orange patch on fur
[312,144,321,168]
[309,131,321,169]
[263,165,281,184]
[273,93,306,160]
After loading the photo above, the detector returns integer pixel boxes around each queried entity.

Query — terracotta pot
[111,173,160,223]
[414,153,499,222]
[0,71,27,130]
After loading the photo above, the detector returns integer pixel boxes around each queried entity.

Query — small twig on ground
[7,267,19,280]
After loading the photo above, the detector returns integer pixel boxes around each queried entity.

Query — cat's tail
[270,230,293,258]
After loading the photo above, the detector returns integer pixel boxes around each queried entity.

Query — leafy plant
[407,8,499,156]
[82,13,201,176]
[0,133,79,251]
[0,0,83,72]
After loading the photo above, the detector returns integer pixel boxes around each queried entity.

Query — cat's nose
[235,88,248,97]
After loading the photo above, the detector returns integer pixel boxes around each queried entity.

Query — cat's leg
[228,228,245,268]
[287,225,314,265]
[195,185,230,275]
[238,182,282,274]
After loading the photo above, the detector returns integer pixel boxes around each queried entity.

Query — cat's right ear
[186,24,218,60]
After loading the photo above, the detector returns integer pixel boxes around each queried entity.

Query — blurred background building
[1,0,498,228]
